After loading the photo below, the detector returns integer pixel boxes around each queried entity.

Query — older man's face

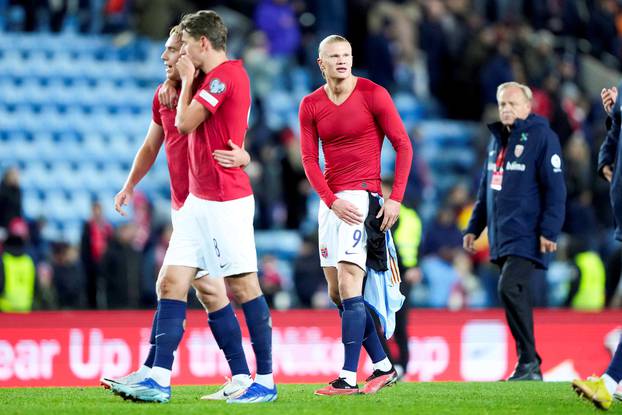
[498,86,532,126]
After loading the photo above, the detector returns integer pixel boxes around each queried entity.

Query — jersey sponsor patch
[551,154,562,173]
[209,78,226,94]
[199,89,219,107]
[506,161,526,171]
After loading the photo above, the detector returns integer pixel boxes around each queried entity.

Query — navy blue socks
[143,310,158,368]
[242,295,273,375]
[153,299,186,371]
[208,303,250,376]
[607,338,622,383]
[337,302,388,364]
[341,296,366,372]
[362,307,388,363]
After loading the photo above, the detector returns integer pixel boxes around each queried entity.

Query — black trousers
[498,256,540,364]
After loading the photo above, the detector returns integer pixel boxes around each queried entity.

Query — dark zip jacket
[599,93,622,241]
[465,114,566,269]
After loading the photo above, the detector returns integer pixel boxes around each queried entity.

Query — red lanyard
[495,146,507,171]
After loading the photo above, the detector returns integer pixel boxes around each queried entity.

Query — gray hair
[496,82,533,102]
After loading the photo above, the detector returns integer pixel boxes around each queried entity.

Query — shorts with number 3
[318,190,369,271]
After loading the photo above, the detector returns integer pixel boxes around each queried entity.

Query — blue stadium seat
[52,162,82,191]
[43,190,74,222]
[70,191,93,221]
[22,190,43,219]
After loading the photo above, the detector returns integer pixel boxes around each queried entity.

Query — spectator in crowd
[293,235,324,308]
[50,241,86,309]
[0,167,22,232]
[0,217,36,312]
[80,201,112,309]
[258,255,284,308]
[563,238,606,310]
[254,0,300,57]
[419,204,464,307]
[100,222,141,309]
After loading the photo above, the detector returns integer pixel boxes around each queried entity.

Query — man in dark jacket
[572,85,622,410]
[463,82,566,381]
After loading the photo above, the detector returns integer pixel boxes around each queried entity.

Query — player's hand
[159,79,179,109]
[463,233,477,254]
[213,140,250,168]
[331,198,364,225]
[602,87,618,114]
[540,236,557,253]
[114,187,133,216]
[176,55,196,82]
[377,198,400,232]
[603,164,614,183]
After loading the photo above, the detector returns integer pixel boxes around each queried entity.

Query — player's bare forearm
[123,122,164,190]
[123,145,158,190]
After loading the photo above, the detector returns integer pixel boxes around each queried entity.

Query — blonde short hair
[169,24,182,39]
[318,34,350,57]
[496,82,533,103]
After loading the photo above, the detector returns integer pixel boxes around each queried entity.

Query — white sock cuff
[150,366,172,387]
[373,357,392,372]
[339,369,357,387]
[602,374,617,395]
[254,373,274,389]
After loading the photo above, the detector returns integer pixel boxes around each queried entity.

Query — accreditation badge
[490,169,503,191]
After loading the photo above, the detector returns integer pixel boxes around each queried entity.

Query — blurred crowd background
[1,0,622,312]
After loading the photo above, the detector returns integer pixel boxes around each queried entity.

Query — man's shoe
[201,375,253,400]
[362,368,398,394]
[100,370,145,390]
[314,378,360,396]
[118,378,171,403]
[507,361,543,381]
[613,382,622,402]
[572,376,612,410]
[226,382,277,403]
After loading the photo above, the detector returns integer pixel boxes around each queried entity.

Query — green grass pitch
[0,382,619,414]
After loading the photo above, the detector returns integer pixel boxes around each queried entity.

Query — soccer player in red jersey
[174,10,276,403]
[299,35,413,395]
[103,25,254,403]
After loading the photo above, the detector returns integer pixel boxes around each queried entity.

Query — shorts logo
[209,78,226,94]
[514,144,524,158]
[320,244,328,258]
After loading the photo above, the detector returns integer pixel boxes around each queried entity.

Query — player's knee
[156,274,183,299]
[337,273,363,299]
[338,283,357,300]
[228,273,261,303]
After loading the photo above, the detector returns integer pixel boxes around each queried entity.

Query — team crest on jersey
[320,244,328,258]
[209,78,226,94]
[514,144,524,158]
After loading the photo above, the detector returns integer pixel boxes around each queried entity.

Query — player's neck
[199,51,228,74]
[325,76,356,102]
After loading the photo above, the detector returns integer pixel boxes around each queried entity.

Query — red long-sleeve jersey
[299,77,413,207]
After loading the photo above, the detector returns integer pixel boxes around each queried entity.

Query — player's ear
[201,35,210,52]
[317,57,324,73]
